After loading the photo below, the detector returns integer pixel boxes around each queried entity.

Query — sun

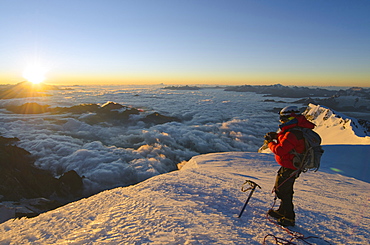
[22,64,48,84]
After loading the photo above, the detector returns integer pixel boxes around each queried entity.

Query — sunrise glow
[22,64,47,84]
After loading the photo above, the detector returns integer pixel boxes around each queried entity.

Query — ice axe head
[241,180,261,192]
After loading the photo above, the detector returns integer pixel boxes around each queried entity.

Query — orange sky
[1,1,369,88]
[2,71,369,87]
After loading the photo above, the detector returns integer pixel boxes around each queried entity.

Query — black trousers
[275,167,298,220]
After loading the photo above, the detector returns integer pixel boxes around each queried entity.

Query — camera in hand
[264,132,277,143]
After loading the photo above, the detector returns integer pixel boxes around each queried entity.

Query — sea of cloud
[0,85,297,195]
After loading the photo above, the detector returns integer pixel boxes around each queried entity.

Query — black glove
[264,132,277,143]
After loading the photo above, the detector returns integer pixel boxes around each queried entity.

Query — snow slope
[0,152,368,244]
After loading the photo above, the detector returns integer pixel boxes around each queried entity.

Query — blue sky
[1,0,369,86]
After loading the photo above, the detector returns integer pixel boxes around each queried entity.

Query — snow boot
[277,217,295,227]
[267,209,284,219]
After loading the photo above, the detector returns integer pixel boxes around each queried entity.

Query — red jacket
[268,115,315,170]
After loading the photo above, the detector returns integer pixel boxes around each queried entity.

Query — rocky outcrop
[0,142,57,201]
[56,170,84,199]
[142,112,181,125]
[0,198,62,223]
[0,136,84,222]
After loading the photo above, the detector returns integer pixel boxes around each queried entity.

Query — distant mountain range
[224,84,370,99]
[0,82,60,99]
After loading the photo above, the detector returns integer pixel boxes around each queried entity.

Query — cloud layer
[0,85,287,195]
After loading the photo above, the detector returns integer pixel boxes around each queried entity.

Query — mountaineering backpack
[289,127,324,172]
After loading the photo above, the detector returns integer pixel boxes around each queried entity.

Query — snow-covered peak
[304,103,370,145]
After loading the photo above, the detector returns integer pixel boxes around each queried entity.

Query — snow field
[0,152,369,244]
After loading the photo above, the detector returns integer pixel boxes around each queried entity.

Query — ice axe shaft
[238,180,261,218]
[238,185,256,218]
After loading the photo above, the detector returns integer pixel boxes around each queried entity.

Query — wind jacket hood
[279,115,315,132]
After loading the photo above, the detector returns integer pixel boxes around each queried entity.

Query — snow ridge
[304,104,370,144]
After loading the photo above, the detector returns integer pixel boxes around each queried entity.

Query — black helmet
[279,106,300,122]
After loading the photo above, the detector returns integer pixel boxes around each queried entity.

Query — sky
[0,0,369,86]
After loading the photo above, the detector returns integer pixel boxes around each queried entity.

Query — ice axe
[238,180,261,218]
